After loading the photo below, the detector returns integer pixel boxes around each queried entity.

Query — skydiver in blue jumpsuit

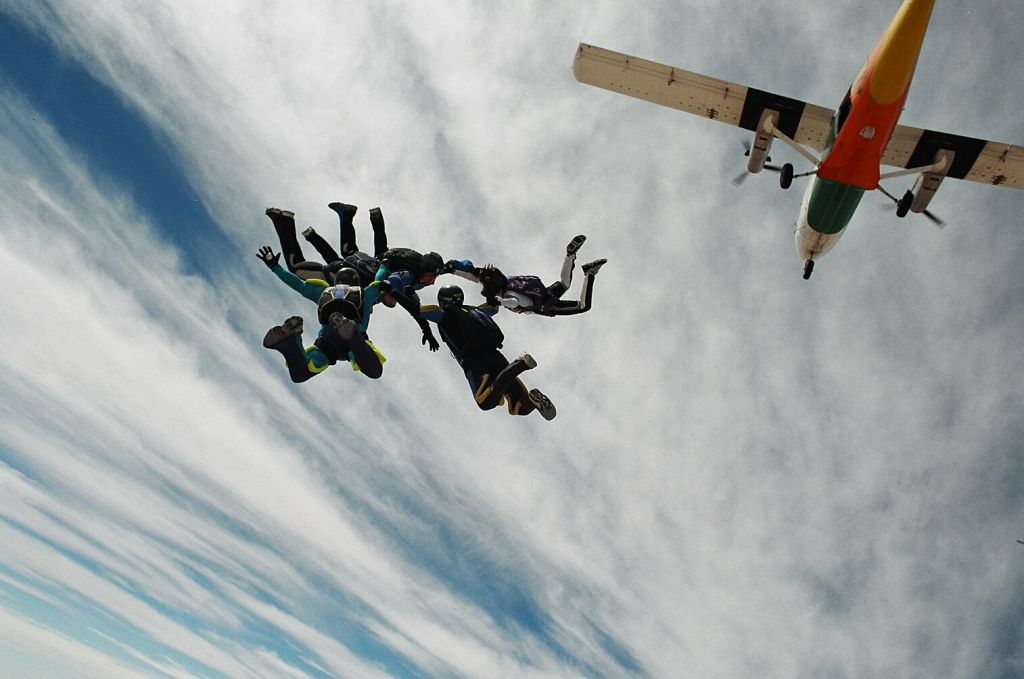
[420,284,556,420]
[257,246,437,382]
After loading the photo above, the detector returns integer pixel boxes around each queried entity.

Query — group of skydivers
[258,202,607,420]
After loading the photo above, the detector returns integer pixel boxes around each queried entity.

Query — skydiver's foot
[301,226,316,238]
[581,258,607,275]
[528,389,556,421]
[328,312,357,340]
[566,234,586,256]
[265,207,295,219]
[369,206,384,225]
[328,202,358,218]
[517,352,537,370]
[263,316,304,348]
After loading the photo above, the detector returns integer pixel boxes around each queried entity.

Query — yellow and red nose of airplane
[866,0,936,105]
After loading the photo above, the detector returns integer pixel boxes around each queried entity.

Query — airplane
[573,0,1024,279]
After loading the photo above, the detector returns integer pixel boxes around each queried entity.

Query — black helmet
[437,284,464,310]
[478,266,508,297]
[420,251,445,276]
[330,265,361,285]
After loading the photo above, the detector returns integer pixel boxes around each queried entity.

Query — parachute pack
[465,307,504,351]
[380,247,424,275]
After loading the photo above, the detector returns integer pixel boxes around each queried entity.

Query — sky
[1,1,1022,677]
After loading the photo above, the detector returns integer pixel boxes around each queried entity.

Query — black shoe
[263,316,303,348]
[566,234,586,256]
[581,258,606,275]
[328,202,358,218]
[327,312,357,340]
[265,207,295,219]
[369,207,385,229]
[528,389,556,420]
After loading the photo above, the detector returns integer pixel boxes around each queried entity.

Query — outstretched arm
[446,259,482,282]
[382,281,440,351]
[258,246,325,304]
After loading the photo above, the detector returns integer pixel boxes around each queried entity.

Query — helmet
[436,285,464,310]
[478,266,508,297]
[420,251,445,276]
[330,265,361,286]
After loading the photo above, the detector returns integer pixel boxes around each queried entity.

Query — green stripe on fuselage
[806,178,865,235]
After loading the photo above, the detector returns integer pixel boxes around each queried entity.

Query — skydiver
[257,247,437,383]
[301,202,389,282]
[420,284,557,420]
[264,207,442,350]
[446,235,606,316]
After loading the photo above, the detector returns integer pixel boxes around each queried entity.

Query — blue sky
[1,1,1023,677]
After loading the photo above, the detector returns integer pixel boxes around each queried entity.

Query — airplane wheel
[896,190,913,218]
[780,163,794,190]
[803,259,814,280]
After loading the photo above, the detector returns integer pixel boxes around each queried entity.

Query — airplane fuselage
[796,0,936,263]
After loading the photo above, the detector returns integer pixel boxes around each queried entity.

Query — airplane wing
[574,43,1024,191]
[881,125,1024,189]
[573,43,835,151]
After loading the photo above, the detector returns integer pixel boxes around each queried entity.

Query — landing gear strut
[803,259,814,280]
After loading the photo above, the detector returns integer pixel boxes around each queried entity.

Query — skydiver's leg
[266,208,310,273]
[369,207,388,257]
[545,259,604,316]
[474,352,535,410]
[302,226,341,263]
[328,202,359,257]
[546,235,587,299]
[327,313,383,379]
[262,316,325,383]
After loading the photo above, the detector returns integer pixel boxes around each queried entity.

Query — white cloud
[1,1,1023,677]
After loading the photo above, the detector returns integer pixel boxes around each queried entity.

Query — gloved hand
[443,259,457,274]
[257,246,280,269]
[373,279,393,294]
[419,321,440,352]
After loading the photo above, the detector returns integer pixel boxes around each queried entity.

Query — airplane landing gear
[803,259,814,280]
[896,190,913,218]
[780,163,794,190]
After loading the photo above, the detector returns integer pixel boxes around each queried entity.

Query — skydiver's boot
[566,234,586,255]
[528,389,557,421]
[581,258,606,276]
[263,316,304,349]
[369,207,388,257]
[328,202,359,257]
[263,316,318,383]
[265,208,308,271]
[327,312,383,379]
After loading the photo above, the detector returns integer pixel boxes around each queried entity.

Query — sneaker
[328,202,358,217]
[301,226,316,238]
[528,389,557,421]
[265,207,295,219]
[263,316,303,348]
[566,234,586,255]
[328,312,356,340]
[581,258,607,275]
[517,352,537,370]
